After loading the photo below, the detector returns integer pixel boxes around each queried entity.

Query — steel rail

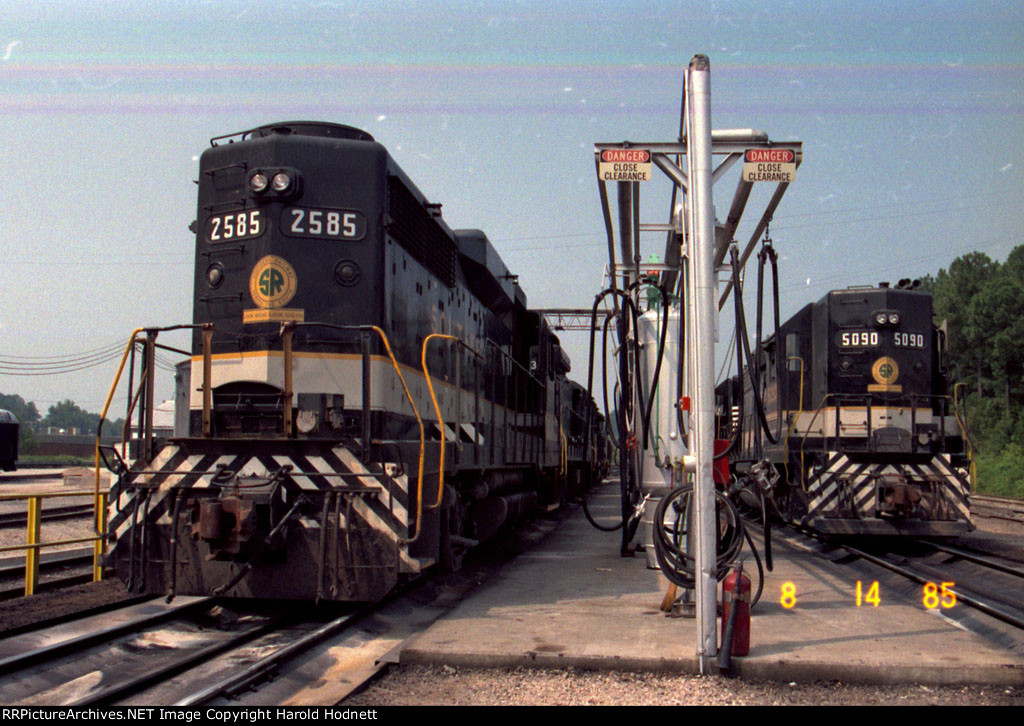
[173,607,367,706]
[72,616,287,706]
[925,541,1024,578]
[0,597,210,672]
[839,542,1024,631]
[0,504,94,528]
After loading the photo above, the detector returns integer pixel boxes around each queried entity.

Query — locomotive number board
[837,331,879,347]
[282,207,366,240]
[893,332,926,348]
[836,331,927,348]
[206,209,265,243]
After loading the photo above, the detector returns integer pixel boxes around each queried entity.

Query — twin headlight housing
[873,310,900,327]
[248,168,301,198]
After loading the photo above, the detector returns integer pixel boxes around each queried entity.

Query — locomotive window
[836,330,879,347]
[206,209,265,243]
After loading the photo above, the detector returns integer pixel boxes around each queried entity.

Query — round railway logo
[871,356,899,385]
[249,255,298,309]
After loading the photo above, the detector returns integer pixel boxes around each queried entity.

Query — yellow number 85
[923,582,956,609]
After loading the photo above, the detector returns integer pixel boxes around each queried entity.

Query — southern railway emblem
[249,255,297,309]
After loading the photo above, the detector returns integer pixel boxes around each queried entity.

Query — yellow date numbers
[776,580,956,611]
[922,581,957,609]
[856,580,881,607]
[780,582,797,609]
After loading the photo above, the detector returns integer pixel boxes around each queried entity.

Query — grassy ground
[14,455,96,469]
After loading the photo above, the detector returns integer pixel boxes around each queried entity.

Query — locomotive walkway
[399,479,1024,686]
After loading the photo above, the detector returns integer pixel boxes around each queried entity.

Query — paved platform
[400,481,1024,685]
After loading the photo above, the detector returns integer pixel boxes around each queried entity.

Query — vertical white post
[686,53,718,672]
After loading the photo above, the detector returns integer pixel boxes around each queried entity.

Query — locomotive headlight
[888,312,900,325]
[875,312,887,326]
[249,172,269,193]
[271,172,292,192]
[206,263,224,289]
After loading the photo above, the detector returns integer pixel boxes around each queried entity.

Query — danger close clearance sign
[599,149,652,182]
[742,148,796,183]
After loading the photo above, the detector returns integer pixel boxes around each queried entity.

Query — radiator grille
[387,176,456,287]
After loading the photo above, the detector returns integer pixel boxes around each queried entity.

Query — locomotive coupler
[877,474,922,517]
[192,467,294,559]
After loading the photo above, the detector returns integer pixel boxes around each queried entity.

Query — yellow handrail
[94,328,145,581]
[559,421,568,477]
[421,333,488,513]
[783,356,805,444]
[3,491,110,595]
[422,334,457,512]
[363,326,426,543]
[952,382,977,494]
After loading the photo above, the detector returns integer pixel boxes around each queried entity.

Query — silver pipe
[686,53,719,672]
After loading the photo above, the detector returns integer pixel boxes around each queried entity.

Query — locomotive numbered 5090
[106,122,603,601]
[718,280,973,537]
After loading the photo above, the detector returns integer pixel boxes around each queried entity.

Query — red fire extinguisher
[721,561,751,661]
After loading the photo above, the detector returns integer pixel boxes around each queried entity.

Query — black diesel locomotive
[107,122,603,601]
[0,410,17,472]
[718,280,973,536]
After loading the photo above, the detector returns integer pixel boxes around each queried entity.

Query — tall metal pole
[686,54,718,672]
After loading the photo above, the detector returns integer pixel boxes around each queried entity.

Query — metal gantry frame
[593,54,802,672]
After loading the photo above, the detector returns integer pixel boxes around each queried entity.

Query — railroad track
[0,501,568,704]
[752,517,1024,650]
[0,504,95,529]
[835,539,1024,632]
[0,596,241,704]
[0,511,562,705]
[0,548,99,600]
[729,500,1023,644]
[972,494,1024,525]
[0,591,411,705]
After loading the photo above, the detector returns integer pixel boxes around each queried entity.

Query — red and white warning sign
[599,148,652,182]
[743,148,796,183]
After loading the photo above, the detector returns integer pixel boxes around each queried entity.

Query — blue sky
[1,0,1022,415]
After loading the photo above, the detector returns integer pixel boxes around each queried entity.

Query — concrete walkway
[401,482,1024,686]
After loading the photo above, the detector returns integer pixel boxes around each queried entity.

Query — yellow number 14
[856,580,881,607]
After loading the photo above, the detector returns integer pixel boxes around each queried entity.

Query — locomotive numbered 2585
[106,122,603,601]
[718,280,973,536]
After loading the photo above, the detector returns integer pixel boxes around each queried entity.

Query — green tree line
[923,244,1024,497]
[0,394,123,455]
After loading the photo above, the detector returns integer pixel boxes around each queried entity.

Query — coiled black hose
[652,483,764,607]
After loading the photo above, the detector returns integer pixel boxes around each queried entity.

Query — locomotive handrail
[95,327,145,581]
[421,333,484,510]
[798,394,835,489]
[282,322,426,542]
[783,356,805,443]
[559,422,568,477]
[96,323,222,579]
[797,391,961,461]
[0,489,110,596]
[953,382,978,493]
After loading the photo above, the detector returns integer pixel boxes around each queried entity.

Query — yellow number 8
[781,581,796,609]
